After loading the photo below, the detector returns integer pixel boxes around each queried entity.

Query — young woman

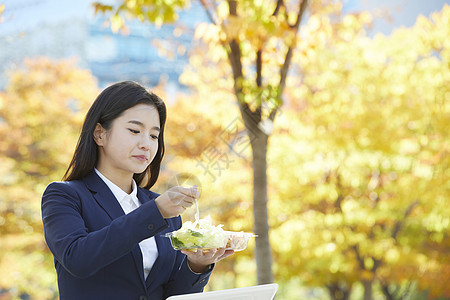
[41,81,233,300]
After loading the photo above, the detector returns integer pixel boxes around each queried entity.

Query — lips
[133,155,148,162]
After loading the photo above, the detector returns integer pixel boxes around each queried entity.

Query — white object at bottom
[166,283,279,300]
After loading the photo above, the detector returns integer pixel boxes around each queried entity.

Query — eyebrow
[128,120,160,131]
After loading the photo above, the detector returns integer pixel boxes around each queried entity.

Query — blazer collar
[82,171,125,220]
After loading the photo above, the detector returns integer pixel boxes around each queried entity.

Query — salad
[166,216,255,251]
[168,216,228,250]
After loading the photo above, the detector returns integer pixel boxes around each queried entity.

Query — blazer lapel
[145,232,168,288]
[139,188,172,288]
[131,245,146,286]
[83,171,147,287]
[82,171,125,220]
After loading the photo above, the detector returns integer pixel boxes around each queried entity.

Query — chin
[134,166,150,175]
[132,168,146,175]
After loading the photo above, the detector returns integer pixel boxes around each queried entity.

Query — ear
[93,123,106,146]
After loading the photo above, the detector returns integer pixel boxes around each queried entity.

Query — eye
[150,134,159,140]
[128,129,140,134]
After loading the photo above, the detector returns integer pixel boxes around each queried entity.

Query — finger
[177,186,200,199]
[179,197,195,207]
[181,249,195,256]
[205,248,217,257]
[174,198,192,209]
[216,249,234,261]
[212,248,225,258]
[222,249,235,257]
[168,191,195,206]
[168,187,197,203]
[191,185,199,198]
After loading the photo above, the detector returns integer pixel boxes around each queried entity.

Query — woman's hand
[181,248,235,273]
[155,186,199,218]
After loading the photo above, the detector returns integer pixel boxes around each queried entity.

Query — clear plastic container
[224,231,256,251]
[166,230,256,252]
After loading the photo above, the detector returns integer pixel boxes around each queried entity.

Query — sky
[1,0,449,36]
[0,0,94,35]
[343,0,449,36]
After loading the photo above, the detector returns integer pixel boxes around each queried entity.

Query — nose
[139,134,152,150]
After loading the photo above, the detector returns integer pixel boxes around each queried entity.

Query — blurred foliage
[163,3,450,299]
[93,0,189,31]
[273,4,449,299]
[0,3,449,300]
[0,58,99,299]
[276,5,449,298]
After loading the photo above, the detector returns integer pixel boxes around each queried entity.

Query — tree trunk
[250,131,273,284]
[362,280,373,300]
[327,283,351,300]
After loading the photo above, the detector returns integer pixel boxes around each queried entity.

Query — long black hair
[63,81,166,189]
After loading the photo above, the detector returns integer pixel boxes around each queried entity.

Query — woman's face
[94,103,160,180]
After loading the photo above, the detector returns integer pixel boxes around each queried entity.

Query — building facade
[0,0,206,89]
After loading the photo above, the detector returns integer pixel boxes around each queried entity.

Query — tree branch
[272,0,284,16]
[335,171,344,213]
[352,245,366,271]
[392,200,419,239]
[225,0,260,130]
[226,0,243,96]
[269,0,308,121]
[381,284,395,300]
[279,0,308,93]
[199,0,217,25]
[255,48,263,124]
[256,49,262,87]
[292,0,309,29]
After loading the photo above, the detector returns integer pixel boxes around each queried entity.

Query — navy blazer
[42,171,212,300]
